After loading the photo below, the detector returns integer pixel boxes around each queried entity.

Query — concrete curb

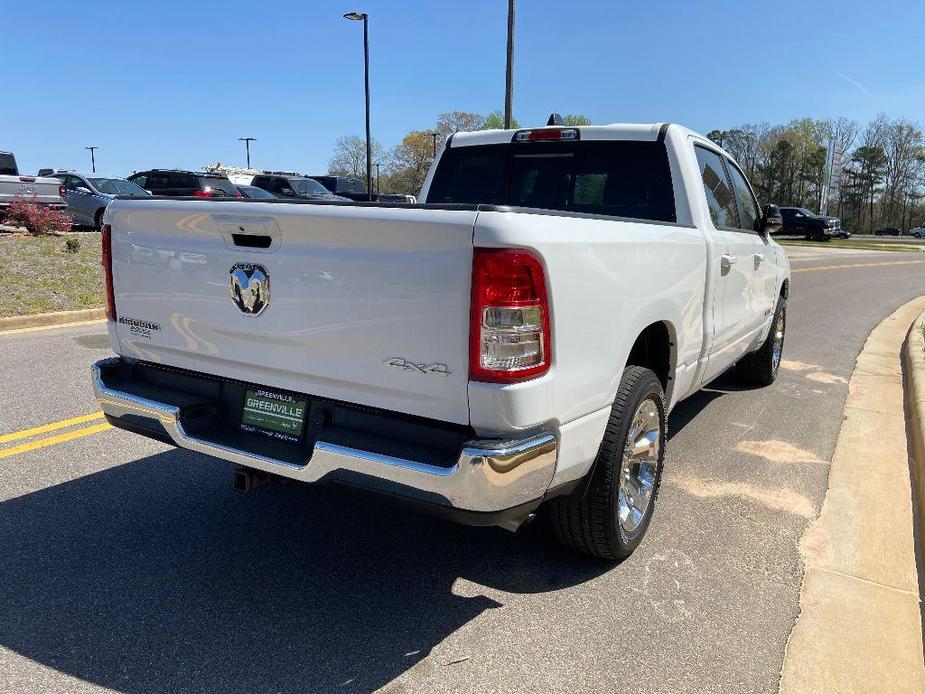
[779,296,925,694]
[903,311,925,545]
[0,308,105,334]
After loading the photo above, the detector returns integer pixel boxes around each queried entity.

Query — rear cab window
[0,153,17,176]
[427,139,676,223]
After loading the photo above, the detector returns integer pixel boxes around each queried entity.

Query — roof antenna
[546,113,563,126]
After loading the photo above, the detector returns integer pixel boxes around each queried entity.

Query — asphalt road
[1,246,924,693]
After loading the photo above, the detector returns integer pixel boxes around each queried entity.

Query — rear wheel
[737,295,786,387]
[549,366,666,560]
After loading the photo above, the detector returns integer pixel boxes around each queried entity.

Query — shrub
[3,194,72,236]
[65,237,81,253]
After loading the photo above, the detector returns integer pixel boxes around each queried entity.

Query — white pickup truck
[92,122,789,559]
[0,151,67,213]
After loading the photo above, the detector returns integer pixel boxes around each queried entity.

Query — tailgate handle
[231,233,272,249]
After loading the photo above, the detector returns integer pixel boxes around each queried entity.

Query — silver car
[50,172,149,229]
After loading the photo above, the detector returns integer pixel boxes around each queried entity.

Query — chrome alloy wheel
[618,398,661,534]
[771,305,786,375]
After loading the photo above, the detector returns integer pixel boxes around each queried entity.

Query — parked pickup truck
[92,122,790,559]
[0,151,67,213]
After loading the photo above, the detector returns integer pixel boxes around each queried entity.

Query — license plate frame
[240,387,308,444]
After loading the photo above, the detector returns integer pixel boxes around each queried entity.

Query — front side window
[427,140,676,223]
[726,163,761,232]
[694,146,737,229]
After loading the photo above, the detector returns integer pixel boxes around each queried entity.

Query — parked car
[833,228,852,239]
[873,227,903,236]
[307,175,371,201]
[0,151,66,213]
[910,225,925,238]
[778,207,840,241]
[127,170,241,198]
[236,184,277,200]
[93,121,790,560]
[250,173,349,201]
[47,172,149,229]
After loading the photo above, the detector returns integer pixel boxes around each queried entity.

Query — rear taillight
[59,184,66,198]
[193,189,211,198]
[101,224,116,321]
[470,249,550,383]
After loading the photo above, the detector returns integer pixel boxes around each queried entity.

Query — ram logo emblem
[229,263,270,316]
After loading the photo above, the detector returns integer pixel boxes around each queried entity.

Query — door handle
[753,253,765,269]
[721,254,737,275]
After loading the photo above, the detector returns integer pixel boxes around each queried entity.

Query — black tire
[737,295,786,387]
[94,208,105,231]
[549,366,666,560]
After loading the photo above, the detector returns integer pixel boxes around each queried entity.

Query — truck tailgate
[106,200,476,425]
[0,176,62,207]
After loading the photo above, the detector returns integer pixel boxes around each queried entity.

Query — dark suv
[128,170,240,198]
[779,207,840,241]
[250,173,348,201]
[307,175,371,201]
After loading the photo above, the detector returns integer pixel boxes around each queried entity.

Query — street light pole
[85,146,98,173]
[344,11,373,201]
[503,0,515,129]
[238,137,256,168]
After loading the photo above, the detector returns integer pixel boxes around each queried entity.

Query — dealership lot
[1,246,924,693]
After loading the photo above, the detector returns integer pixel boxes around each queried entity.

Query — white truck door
[693,145,758,384]
[726,162,778,327]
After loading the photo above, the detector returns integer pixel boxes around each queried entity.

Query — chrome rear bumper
[92,360,558,519]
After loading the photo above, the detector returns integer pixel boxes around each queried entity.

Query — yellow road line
[0,422,112,460]
[0,318,106,336]
[0,411,106,445]
[792,260,925,273]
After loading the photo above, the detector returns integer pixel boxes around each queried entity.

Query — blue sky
[3,0,923,177]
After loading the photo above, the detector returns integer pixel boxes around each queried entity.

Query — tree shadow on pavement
[0,449,609,693]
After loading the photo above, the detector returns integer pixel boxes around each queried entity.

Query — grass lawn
[0,232,103,317]
[777,239,925,252]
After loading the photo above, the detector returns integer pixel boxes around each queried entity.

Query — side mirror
[280,188,294,196]
[759,204,783,236]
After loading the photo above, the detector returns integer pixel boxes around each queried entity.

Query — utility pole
[85,146,98,173]
[503,0,515,129]
[238,137,256,168]
[430,132,438,157]
[375,162,380,194]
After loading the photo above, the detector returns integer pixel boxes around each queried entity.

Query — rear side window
[131,174,147,188]
[694,146,737,229]
[428,140,677,223]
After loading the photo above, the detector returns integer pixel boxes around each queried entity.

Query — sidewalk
[779,297,925,693]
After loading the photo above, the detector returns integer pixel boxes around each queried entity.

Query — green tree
[481,110,520,130]
[387,130,434,196]
[562,114,592,125]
